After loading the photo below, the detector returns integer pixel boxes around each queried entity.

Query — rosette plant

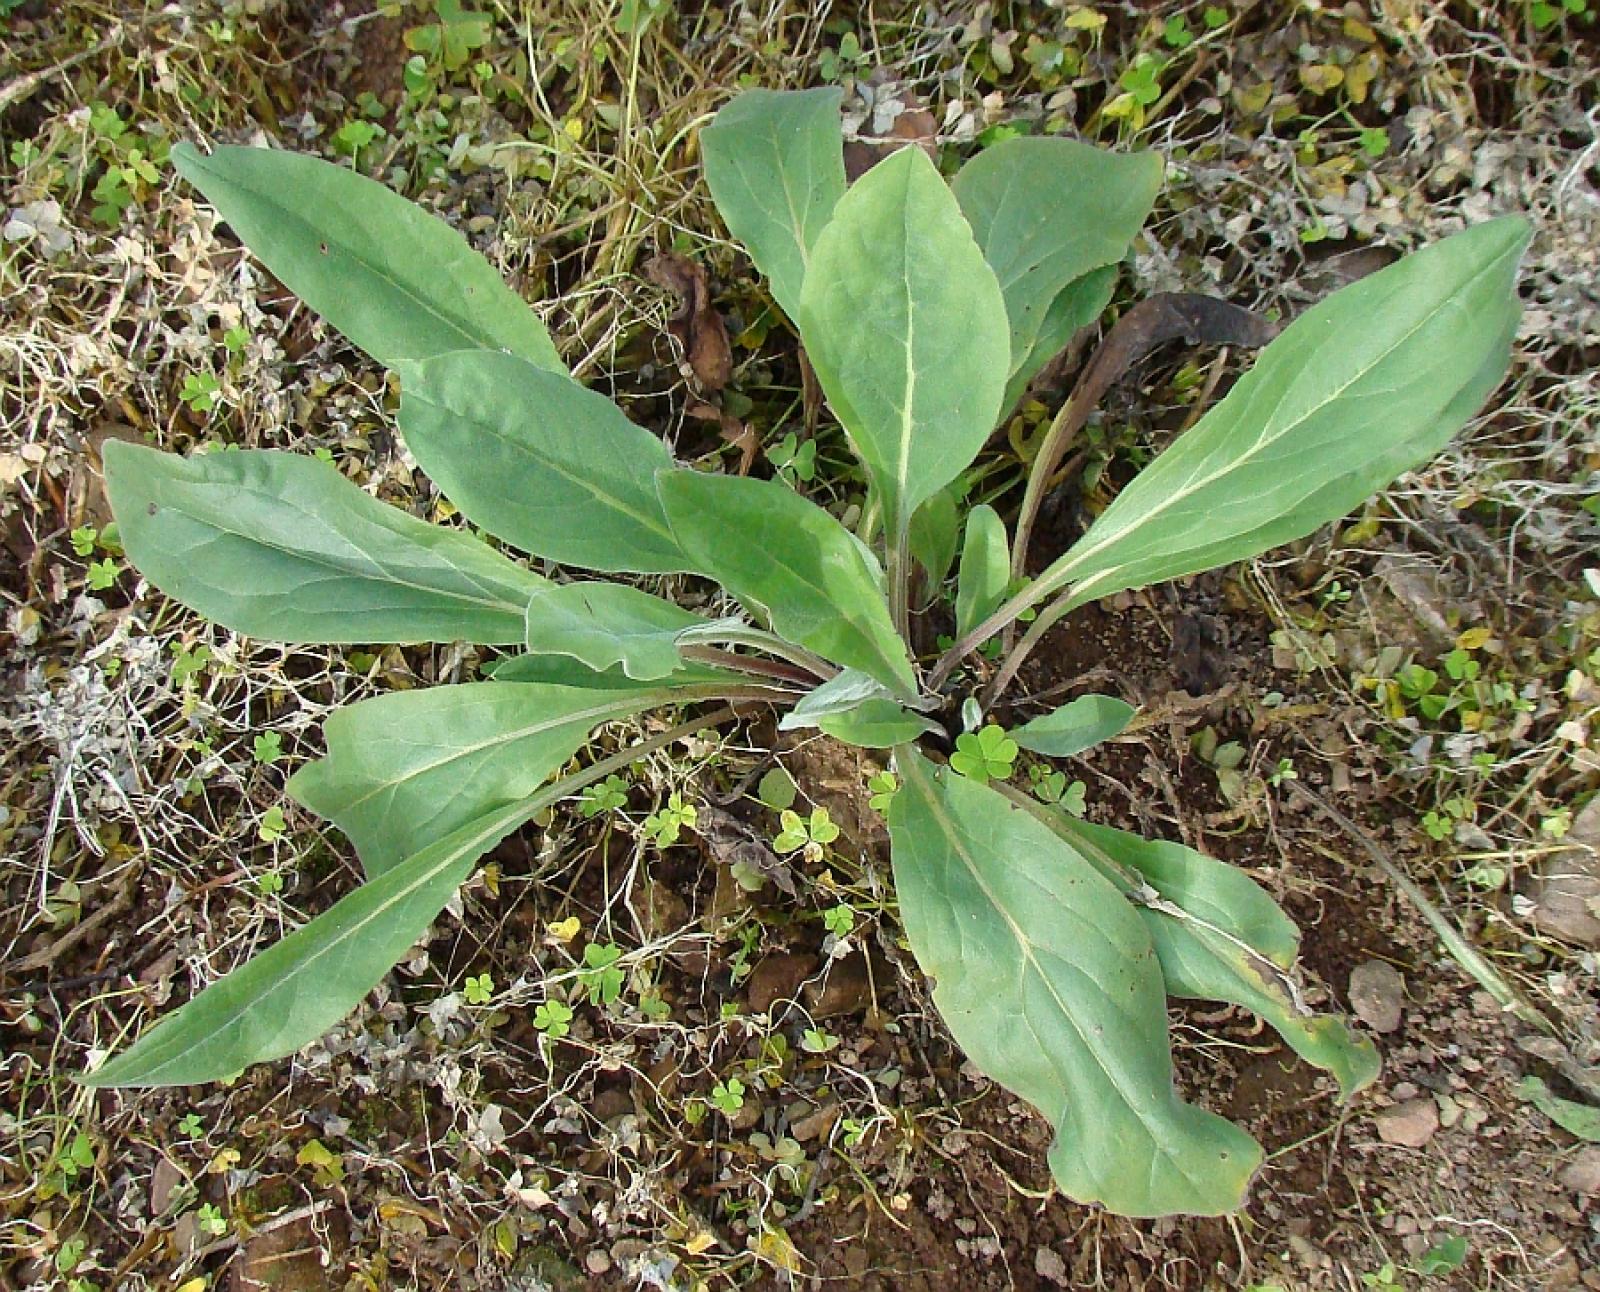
[87,88,1528,1218]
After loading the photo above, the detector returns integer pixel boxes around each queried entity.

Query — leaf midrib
[186,149,551,366]
[107,800,533,1082]
[162,476,533,615]
[1047,238,1519,602]
[326,687,702,813]
[408,389,679,551]
[901,758,1219,1193]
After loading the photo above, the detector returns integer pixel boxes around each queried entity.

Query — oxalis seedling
[86,88,1528,1220]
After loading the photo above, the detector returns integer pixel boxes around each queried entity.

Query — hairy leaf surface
[1012,693,1135,757]
[798,147,1010,537]
[658,471,917,696]
[1001,265,1117,415]
[1051,816,1380,1098]
[889,750,1261,1215]
[1029,218,1530,609]
[82,796,547,1087]
[780,670,938,746]
[816,701,939,748]
[955,504,1010,638]
[172,143,561,373]
[524,581,729,680]
[953,138,1161,382]
[400,351,685,572]
[104,442,542,645]
[288,682,686,876]
[488,653,743,689]
[701,88,846,321]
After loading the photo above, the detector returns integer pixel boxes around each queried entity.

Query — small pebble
[1349,960,1406,1033]
[1559,1146,1600,1196]
[1376,1098,1439,1148]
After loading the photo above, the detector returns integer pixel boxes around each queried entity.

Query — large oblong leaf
[488,652,744,690]
[797,146,1011,538]
[524,581,734,680]
[1049,815,1379,1100]
[81,796,546,1088]
[889,749,1261,1216]
[1028,217,1531,610]
[288,682,694,877]
[657,470,917,697]
[1001,265,1117,415]
[399,351,685,572]
[701,88,846,322]
[172,143,561,373]
[953,138,1162,384]
[104,442,543,645]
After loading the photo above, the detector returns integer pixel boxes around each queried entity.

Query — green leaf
[889,750,1261,1216]
[908,485,962,595]
[1417,1234,1469,1276]
[1053,815,1379,1100]
[171,143,560,374]
[1030,218,1531,609]
[524,581,727,680]
[952,138,1162,383]
[701,88,846,322]
[780,670,939,749]
[815,700,939,749]
[104,442,542,645]
[1012,693,1135,757]
[657,470,916,696]
[1518,1075,1600,1141]
[798,146,1011,538]
[1000,265,1117,415]
[488,651,742,690]
[949,724,1018,783]
[81,795,545,1087]
[398,351,685,573]
[779,668,893,729]
[288,682,683,876]
[955,504,1010,638]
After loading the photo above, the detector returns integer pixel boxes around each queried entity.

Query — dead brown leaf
[645,252,732,391]
[696,805,796,896]
[843,89,938,182]
[686,398,758,475]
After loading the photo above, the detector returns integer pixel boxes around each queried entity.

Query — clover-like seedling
[531,1000,573,1039]
[88,90,1530,1219]
[772,806,839,855]
[949,725,1018,784]
[578,943,625,1006]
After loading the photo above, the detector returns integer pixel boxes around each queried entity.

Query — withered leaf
[696,805,797,897]
[645,252,733,391]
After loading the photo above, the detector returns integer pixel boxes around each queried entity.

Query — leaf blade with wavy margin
[889,749,1260,1216]
[172,143,561,373]
[701,88,846,322]
[81,796,547,1088]
[104,442,543,645]
[1049,814,1379,1099]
